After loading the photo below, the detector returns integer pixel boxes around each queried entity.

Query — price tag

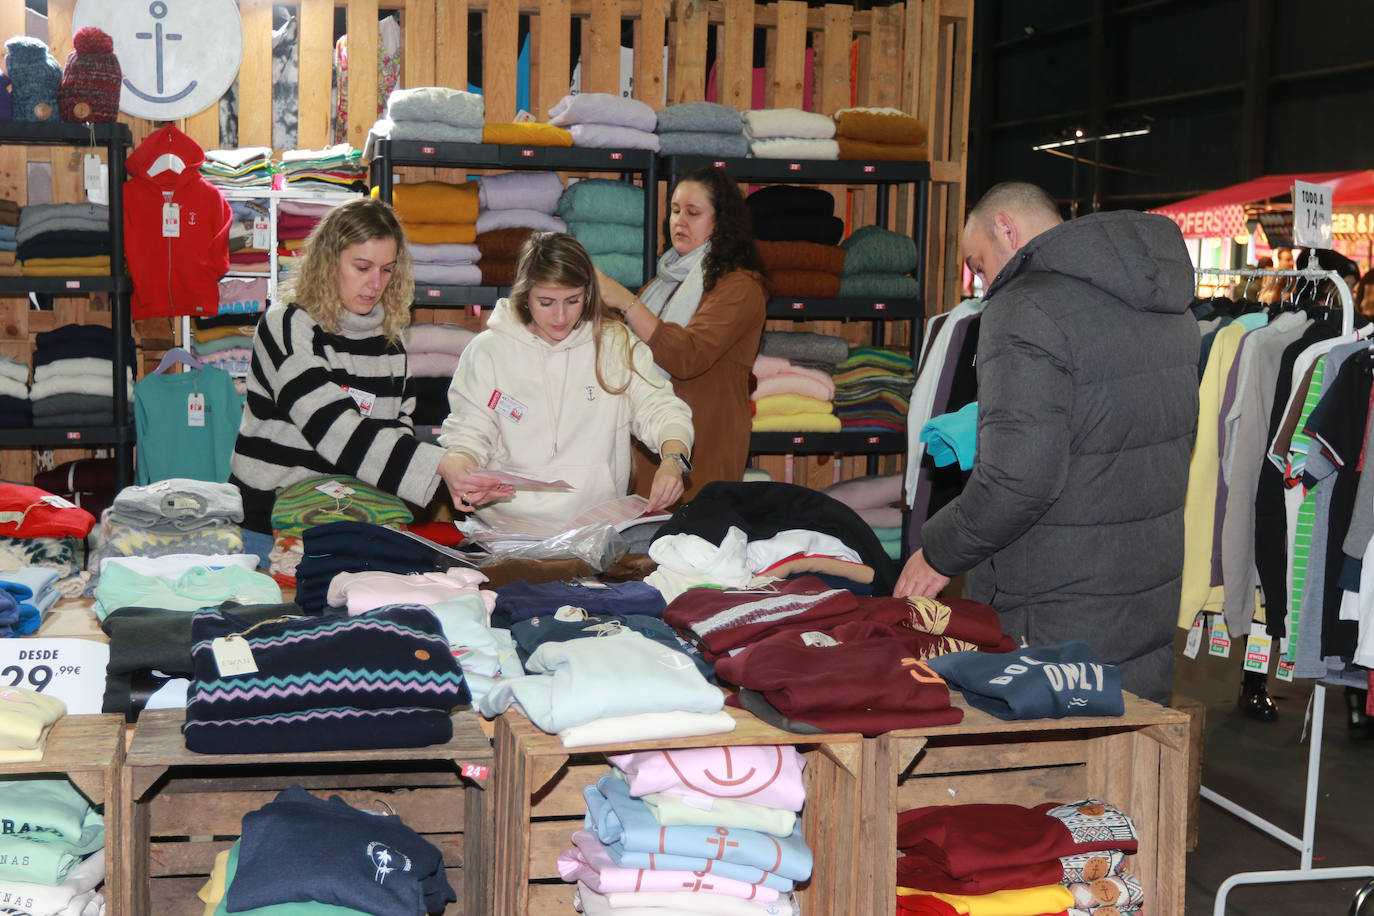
[251,217,270,250]
[461,763,489,781]
[1183,616,1204,659]
[1276,659,1295,682]
[0,639,109,714]
[83,154,101,200]
[39,494,77,509]
[1293,180,1333,249]
[314,480,356,500]
[340,385,375,416]
[1208,616,1231,657]
[211,636,259,677]
[87,163,108,205]
[187,392,205,427]
[162,202,181,238]
[1243,622,1272,673]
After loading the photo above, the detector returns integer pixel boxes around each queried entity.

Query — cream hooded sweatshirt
[439,299,694,527]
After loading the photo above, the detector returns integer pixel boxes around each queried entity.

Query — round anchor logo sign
[73,0,243,120]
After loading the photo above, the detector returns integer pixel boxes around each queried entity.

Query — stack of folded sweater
[0,566,59,635]
[0,780,106,914]
[746,185,843,245]
[225,199,270,274]
[0,198,18,276]
[0,354,29,429]
[85,479,248,584]
[201,147,275,188]
[91,553,278,621]
[839,224,919,298]
[190,314,258,382]
[276,198,344,280]
[471,170,566,282]
[293,521,438,615]
[34,458,119,526]
[411,239,481,288]
[751,353,837,433]
[404,322,476,425]
[30,324,134,428]
[562,749,810,912]
[482,120,573,147]
[822,474,904,560]
[756,239,845,298]
[742,108,838,160]
[558,179,647,288]
[833,106,929,161]
[268,474,411,586]
[277,144,367,191]
[389,180,479,246]
[548,92,660,151]
[475,226,535,287]
[0,687,65,758]
[18,202,110,277]
[751,331,849,432]
[832,346,915,434]
[654,101,748,157]
[0,482,96,604]
[895,799,1142,916]
[217,276,268,316]
[368,86,485,152]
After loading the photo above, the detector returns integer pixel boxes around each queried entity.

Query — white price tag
[1183,616,1204,660]
[187,392,205,427]
[1276,659,1295,682]
[1293,180,1333,249]
[313,480,356,500]
[211,636,258,677]
[87,164,108,205]
[1243,622,1272,673]
[39,494,77,509]
[162,202,181,238]
[251,216,270,250]
[340,385,375,416]
[1208,616,1231,657]
[0,639,109,714]
[82,154,101,200]
[486,389,526,423]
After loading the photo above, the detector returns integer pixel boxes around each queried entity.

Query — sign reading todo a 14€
[0,639,110,715]
[1292,179,1333,249]
[73,0,243,121]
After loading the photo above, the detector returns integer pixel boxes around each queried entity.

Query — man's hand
[895,549,951,598]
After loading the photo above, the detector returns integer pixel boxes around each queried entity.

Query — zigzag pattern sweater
[183,604,468,754]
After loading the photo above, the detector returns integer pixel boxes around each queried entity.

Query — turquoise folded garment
[840,224,919,274]
[567,220,644,256]
[591,252,645,288]
[556,179,646,225]
[919,401,977,471]
[837,273,919,298]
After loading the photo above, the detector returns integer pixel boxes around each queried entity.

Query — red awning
[1150,170,1374,238]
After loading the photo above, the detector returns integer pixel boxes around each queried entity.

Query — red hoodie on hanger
[123,124,232,318]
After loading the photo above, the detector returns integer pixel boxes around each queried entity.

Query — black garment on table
[16,231,111,262]
[295,522,446,614]
[491,578,666,625]
[1305,354,1370,657]
[924,314,981,524]
[410,375,452,426]
[1254,323,1338,636]
[750,214,845,246]
[652,481,899,595]
[100,601,303,720]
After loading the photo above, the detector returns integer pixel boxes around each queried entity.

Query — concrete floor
[1171,629,1374,915]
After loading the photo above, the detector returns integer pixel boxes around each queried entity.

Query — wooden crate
[117,709,494,916]
[491,706,862,915]
[0,715,125,915]
[857,693,1191,916]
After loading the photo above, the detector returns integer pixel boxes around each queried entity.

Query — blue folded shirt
[926,640,1124,720]
[919,401,978,471]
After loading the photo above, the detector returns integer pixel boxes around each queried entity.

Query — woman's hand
[593,267,636,312]
[646,460,685,513]
[438,452,514,512]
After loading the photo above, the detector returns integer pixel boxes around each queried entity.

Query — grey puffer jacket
[922,211,1200,702]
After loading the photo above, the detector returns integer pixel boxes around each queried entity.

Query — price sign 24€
[0,639,110,715]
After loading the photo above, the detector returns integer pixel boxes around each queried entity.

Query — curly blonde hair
[281,197,415,344]
[509,232,636,395]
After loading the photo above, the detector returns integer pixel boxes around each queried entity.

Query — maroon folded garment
[33,459,118,521]
[479,259,517,287]
[663,575,859,655]
[895,854,1064,895]
[476,227,536,261]
[756,240,846,274]
[862,595,1011,651]
[768,269,842,298]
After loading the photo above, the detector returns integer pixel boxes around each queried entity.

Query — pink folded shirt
[559,831,780,903]
[607,746,806,812]
[326,568,495,616]
[750,374,835,403]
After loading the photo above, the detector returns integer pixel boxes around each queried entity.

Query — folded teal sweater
[567,220,645,256]
[556,179,646,225]
[841,225,919,274]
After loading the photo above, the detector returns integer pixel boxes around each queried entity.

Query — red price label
[65,280,80,289]
[421,145,436,154]
[867,436,880,444]
[790,436,804,444]
[66,432,81,440]
[427,289,441,297]
[863,165,876,173]
[788,163,802,171]
[874,302,887,310]
[713,160,726,167]
[521,148,535,157]
[790,301,805,310]
[462,763,489,780]
[609,152,623,160]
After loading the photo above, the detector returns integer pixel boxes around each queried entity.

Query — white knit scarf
[639,242,710,330]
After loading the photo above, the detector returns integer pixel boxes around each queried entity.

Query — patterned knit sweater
[229,301,446,531]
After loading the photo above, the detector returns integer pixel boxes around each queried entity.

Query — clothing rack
[1191,259,1374,914]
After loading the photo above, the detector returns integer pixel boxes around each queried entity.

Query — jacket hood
[126,124,207,188]
[988,210,1195,315]
[487,297,595,352]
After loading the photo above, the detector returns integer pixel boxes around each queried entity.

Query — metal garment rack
[1191,260,1373,914]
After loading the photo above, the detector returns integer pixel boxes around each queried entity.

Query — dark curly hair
[664,166,769,293]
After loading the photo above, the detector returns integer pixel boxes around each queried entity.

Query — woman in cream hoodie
[440,233,694,527]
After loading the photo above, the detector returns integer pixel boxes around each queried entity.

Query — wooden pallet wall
[0,0,972,488]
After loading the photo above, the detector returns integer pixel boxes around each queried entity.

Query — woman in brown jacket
[595,166,769,501]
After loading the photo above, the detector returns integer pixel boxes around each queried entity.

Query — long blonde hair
[509,232,635,394]
[283,197,415,344]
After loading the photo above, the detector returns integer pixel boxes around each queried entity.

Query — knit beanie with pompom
[59,27,121,122]
[3,36,62,122]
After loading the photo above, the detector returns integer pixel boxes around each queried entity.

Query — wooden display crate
[491,706,863,915]
[117,709,494,916]
[857,693,1191,916]
[0,715,124,915]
